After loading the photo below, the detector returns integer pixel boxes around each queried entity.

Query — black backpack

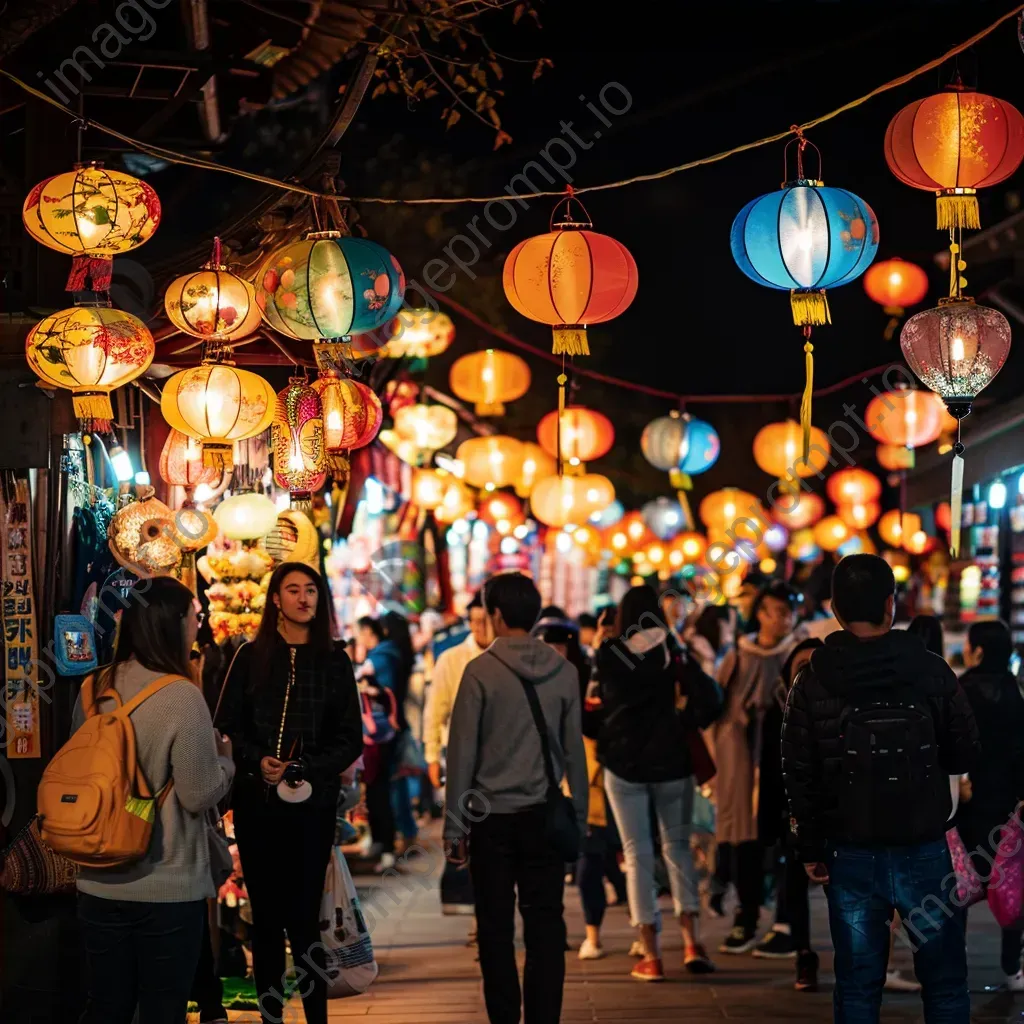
[837,685,951,845]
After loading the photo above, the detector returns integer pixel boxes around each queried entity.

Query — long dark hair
[615,584,662,639]
[907,614,945,658]
[96,576,194,695]
[382,610,415,679]
[968,619,1014,674]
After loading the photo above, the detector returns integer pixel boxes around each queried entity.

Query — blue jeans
[826,839,969,1024]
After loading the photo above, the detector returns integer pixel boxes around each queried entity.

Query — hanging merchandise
[449,349,531,416]
[158,430,221,507]
[884,84,1024,230]
[108,491,182,577]
[161,361,276,471]
[731,130,878,457]
[536,405,614,469]
[26,305,154,430]
[22,163,161,291]
[863,258,930,340]
[164,237,262,341]
[385,308,455,359]
[456,436,524,490]
[530,474,615,528]
[272,378,327,509]
[393,404,458,455]
[309,367,382,476]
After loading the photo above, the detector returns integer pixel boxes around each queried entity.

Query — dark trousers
[719,840,763,929]
[774,849,811,951]
[234,796,336,1024]
[471,806,567,1024]
[1002,928,1023,976]
[366,739,396,855]
[77,893,205,1024]
[190,902,226,1021]
[576,826,627,927]
[826,839,969,1024]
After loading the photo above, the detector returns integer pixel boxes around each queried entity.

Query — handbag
[392,729,427,780]
[1,816,78,895]
[988,815,1024,928]
[516,675,581,862]
[320,846,378,997]
[945,826,985,908]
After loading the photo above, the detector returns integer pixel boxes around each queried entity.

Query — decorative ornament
[272,378,326,509]
[863,258,929,340]
[752,420,831,487]
[385,309,455,359]
[158,429,221,507]
[310,370,381,476]
[641,497,686,542]
[449,349,531,416]
[393,404,458,455]
[772,491,825,530]
[530,474,615,528]
[699,488,760,532]
[641,411,719,530]
[879,509,922,549]
[108,492,180,576]
[826,467,882,507]
[456,436,524,490]
[214,492,279,542]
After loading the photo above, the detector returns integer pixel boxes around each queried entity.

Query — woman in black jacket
[596,585,723,981]
[217,562,363,1024]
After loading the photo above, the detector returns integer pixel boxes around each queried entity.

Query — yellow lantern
[530,473,615,528]
[838,501,881,530]
[514,442,557,499]
[753,420,831,479]
[385,308,455,359]
[878,509,922,549]
[449,349,531,416]
[813,515,852,552]
[457,436,524,490]
[214,492,279,541]
[26,305,154,429]
[394,404,458,453]
[161,362,276,471]
[435,477,475,524]
[698,488,760,531]
[412,469,448,511]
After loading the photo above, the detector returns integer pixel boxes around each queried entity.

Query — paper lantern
[865,388,944,448]
[590,499,624,529]
[503,197,638,355]
[214,492,279,541]
[699,488,760,531]
[394,404,458,453]
[537,405,614,465]
[641,412,720,475]
[827,467,882,507]
[161,363,276,471]
[838,501,881,530]
[457,435,524,490]
[412,469,448,511]
[879,510,922,548]
[309,374,382,471]
[788,528,820,561]
[813,515,851,552]
[877,444,916,472]
[479,493,524,533]
[864,256,929,319]
[771,490,825,530]
[272,379,326,501]
[604,511,654,557]
[672,532,707,565]
[642,497,685,541]
[449,349,530,416]
[904,529,934,556]
[164,240,262,341]
[884,88,1024,228]
[385,308,455,359]
[753,420,831,479]
[23,163,160,289]
[26,306,154,430]
[530,474,615,528]
[434,477,475,524]
[256,232,405,341]
[384,378,419,414]
[159,430,220,505]
[514,442,557,499]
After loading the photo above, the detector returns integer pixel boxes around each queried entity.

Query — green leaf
[91,205,110,225]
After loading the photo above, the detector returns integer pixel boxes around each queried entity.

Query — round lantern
[435,477,475,525]
[537,405,614,466]
[26,305,155,429]
[530,474,615,528]
[213,492,279,542]
[699,488,760,531]
[863,257,929,336]
[605,511,654,556]
[936,502,952,533]
[904,529,934,556]
[385,308,455,359]
[771,490,825,530]
[457,436,524,490]
[865,388,945,448]
[272,379,326,502]
[877,445,916,472]
[394,404,458,453]
[161,363,276,471]
[641,412,720,476]
[827,467,882,507]
[159,429,220,505]
[672,531,707,565]
[310,374,382,470]
[164,240,262,341]
[23,163,161,290]
[764,523,789,553]
[479,493,524,534]
[449,349,530,416]
[514,442,557,499]
[837,501,881,530]
[813,515,852,552]
[753,420,831,480]
[590,499,624,529]
[256,232,405,341]
[879,510,922,549]
[884,88,1024,229]
[788,528,820,561]
[412,469,448,511]
[642,497,685,541]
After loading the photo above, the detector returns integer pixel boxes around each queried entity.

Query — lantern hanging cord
[1,3,1022,204]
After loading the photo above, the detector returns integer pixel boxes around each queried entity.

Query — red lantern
[935,502,952,533]
[826,467,882,507]
[537,405,614,466]
[772,491,825,530]
[837,501,881,530]
[865,389,945,448]
[864,258,929,340]
[272,378,326,504]
[310,374,382,473]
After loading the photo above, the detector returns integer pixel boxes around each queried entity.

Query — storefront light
[134,471,150,487]
[109,444,134,483]
[500,537,518,555]
[365,477,385,515]
[990,480,1008,510]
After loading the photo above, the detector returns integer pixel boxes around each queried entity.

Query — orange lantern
[412,469,448,511]
[537,405,614,467]
[827,467,882,507]
[865,389,945,448]
[514,442,557,499]
[838,501,881,530]
[904,529,934,556]
[863,257,929,339]
[771,491,825,530]
[885,87,1024,229]
[272,378,326,502]
[310,375,382,471]
[878,510,922,549]
[503,194,638,355]
[479,493,524,534]
[813,515,851,552]
[605,511,654,556]
[530,474,615,528]
[935,502,952,533]
[699,488,760,531]
[434,477,475,524]
[753,420,831,480]
[385,308,455,359]
[449,349,531,416]
[877,444,916,472]
[671,531,707,566]
[394,404,458,453]
[457,436,524,490]
[159,429,220,506]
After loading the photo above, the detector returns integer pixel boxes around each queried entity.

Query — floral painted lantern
[863,258,929,340]
[514,442,557,499]
[309,374,381,473]
[457,436,524,490]
[530,473,615,528]
[394,404,458,454]
[26,305,154,430]
[753,420,831,482]
[385,309,455,359]
[272,379,326,506]
[23,163,161,290]
[159,429,221,507]
[641,412,720,477]
[449,349,531,416]
[257,232,405,341]
[161,362,276,471]
[537,405,614,468]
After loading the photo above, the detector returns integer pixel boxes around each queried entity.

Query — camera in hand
[276,760,313,804]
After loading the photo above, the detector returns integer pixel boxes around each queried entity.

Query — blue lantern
[641,413,720,476]
[590,499,624,529]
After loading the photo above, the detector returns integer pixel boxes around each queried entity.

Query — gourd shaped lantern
[273,379,326,506]
[449,349,531,416]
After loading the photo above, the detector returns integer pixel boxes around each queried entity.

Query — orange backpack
[37,672,183,869]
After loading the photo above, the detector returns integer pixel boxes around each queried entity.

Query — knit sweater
[71,659,235,903]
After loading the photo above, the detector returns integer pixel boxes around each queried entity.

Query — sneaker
[578,938,606,960]
[628,939,645,958]
[719,925,758,955]
[684,943,716,974]
[752,928,797,959]
[707,892,726,919]
[1006,970,1024,992]
[795,951,819,992]
[884,969,921,992]
[374,852,396,873]
[631,957,665,982]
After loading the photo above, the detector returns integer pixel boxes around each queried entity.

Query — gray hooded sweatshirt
[443,636,588,840]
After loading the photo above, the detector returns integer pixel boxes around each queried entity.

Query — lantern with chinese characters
[159,430,220,507]
[879,510,922,549]
[394,404,458,454]
[164,238,262,341]
[641,412,720,477]
[642,497,685,541]
[864,258,929,339]
[26,305,154,430]
[457,436,524,490]
[838,501,881,530]
[753,420,831,481]
[827,467,882,507]
[161,362,276,471]
[530,473,614,528]
[310,374,381,474]
[256,232,405,341]
[771,490,825,530]
[23,163,161,290]
[449,349,530,416]
[865,388,945,449]
[537,405,614,468]
[503,192,637,355]
[884,87,1024,229]
[814,515,851,552]
[514,442,556,499]
[385,308,455,359]
[699,488,760,532]
[272,379,326,506]
[214,492,279,542]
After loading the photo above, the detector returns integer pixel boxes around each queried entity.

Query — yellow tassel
[327,452,350,482]
[937,192,980,231]
[553,326,589,356]
[474,401,506,416]
[201,442,233,472]
[675,489,694,531]
[790,290,830,327]
[800,340,814,461]
[668,469,692,491]
[73,391,113,423]
[556,372,567,477]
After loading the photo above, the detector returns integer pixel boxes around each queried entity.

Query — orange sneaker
[684,943,716,974]
[631,957,665,982]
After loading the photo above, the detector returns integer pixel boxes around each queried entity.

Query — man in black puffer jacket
[782,554,978,1024]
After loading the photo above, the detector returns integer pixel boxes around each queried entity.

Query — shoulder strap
[117,674,188,718]
[515,675,558,794]
[80,670,122,718]
[212,641,249,726]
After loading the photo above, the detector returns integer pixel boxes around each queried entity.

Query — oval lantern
[672,531,707,565]
[837,501,881,530]
[865,388,945,448]
[771,491,825,530]
[753,420,831,479]
[864,257,929,322]
[537,405,614,466]
[877,444,916,472]
[434,477,475,525]
[159,429,220,505]
[827,467,882,507]
[412,469,449,511]
[879,510,922,549]
[479,493,524,533]
[394,404,458,453]
[214,492,279,542]
[531,474,615,528]
[642,497,685,541]
[904,529,934,556]
[641,412,720,476]
[309,374,382,471]
[515,442,557,499]
[272,379,326,503]
[257,232,405,341]
[385,308,455,359]
[457,435,524,490]
[449,349,530,416]
[699,488,760,531]
[884,88,1024,229]
[813,515,852,553]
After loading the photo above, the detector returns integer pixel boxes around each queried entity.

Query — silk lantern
[530,474,615,528]
[537,405,614,468]
[772,491,825,530]
[884,87,1024,229]
[214,492,279,542]
[394,404,458,453]
[814,515,851,552]
[479,493,524,534]
[642,497,685,541]
[26,305,154,430]
[826,468,882,507]
[864,258,929,340]
[753,420,831,481]
[386,308,455,359]
[309,374,382,473]
[159,430,220,506]
[272,379,326,506]
[641,412,720,477]
[515,442,557,499]
[457,436,524,490]
[449,349,530,416]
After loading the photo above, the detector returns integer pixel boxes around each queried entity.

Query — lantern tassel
[552,326,589,356]
[474,401,506,417]
[950,442,965,558]
[327,452,350,484]
[556,372,567,477]
[675,489,695,531]
[937,193,980,231]
[799,336,814,462]
[73,392,114,427]
[66,256,113,292]
[790,290,830,327]
[201,442,233,473]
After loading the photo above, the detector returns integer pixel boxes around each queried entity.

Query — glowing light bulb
[586,488,601,502]
[951,336,965,362]
[569,456,581,467]
[724,502,736,519]
[665,511,679,526]
[500,537,517,555]
[628,521,643,539]
[905,409,918,425]
[796,230,813,252]
[194,483,214,503]
[327,410,342,432]
[288,442,303,472]
[888,271,903,287]
[669,550,684,568]
[649,545,665,564]
[523,459,536,475]
[556,532,572,554]
[989,480,1007,510]
[482,367,494,382]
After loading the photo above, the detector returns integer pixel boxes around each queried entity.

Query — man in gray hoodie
[444,572,588,1024]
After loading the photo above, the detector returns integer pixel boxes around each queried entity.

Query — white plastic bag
[320,846,378,997]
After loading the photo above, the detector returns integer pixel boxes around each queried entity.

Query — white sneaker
[629,939,645,958]
[1006,970,1024,992]
[578,938,606,960]
[884,969,921,992]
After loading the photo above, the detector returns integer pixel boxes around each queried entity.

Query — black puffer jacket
[781,629,979,861]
